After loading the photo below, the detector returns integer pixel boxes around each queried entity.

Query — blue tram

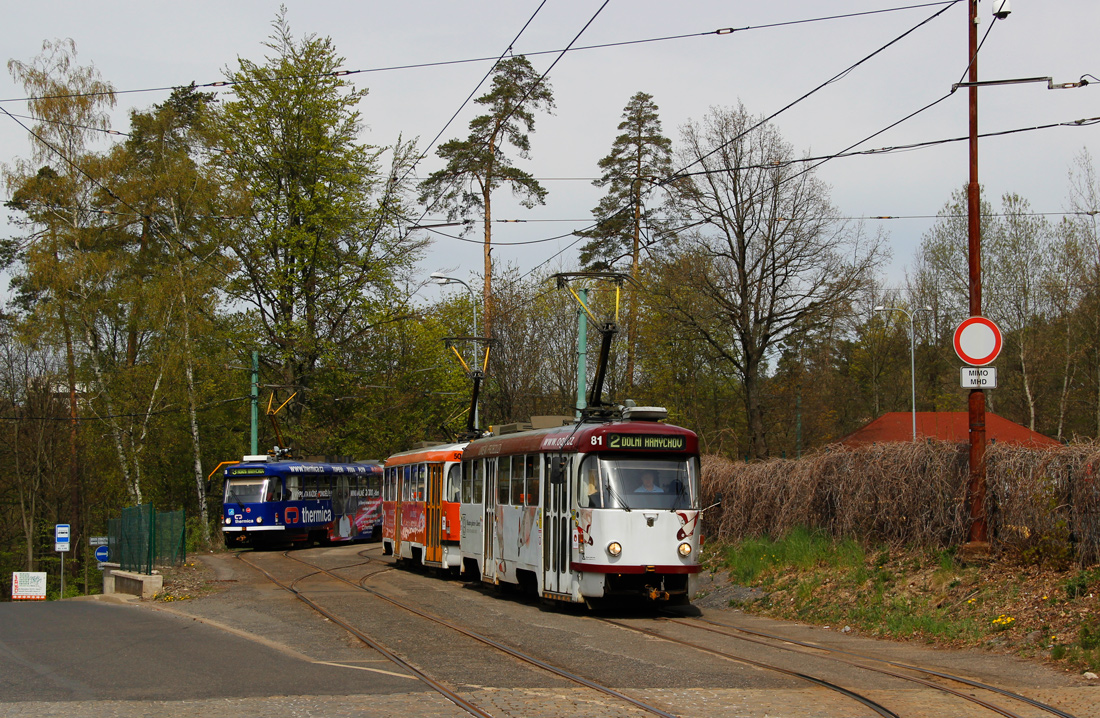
[222,456,383,548]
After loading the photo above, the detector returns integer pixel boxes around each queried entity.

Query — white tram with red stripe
[457,406,700,605]
[385,272,703,604]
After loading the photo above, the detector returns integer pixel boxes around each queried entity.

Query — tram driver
[634,470,663,493]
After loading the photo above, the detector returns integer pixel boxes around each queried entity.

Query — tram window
[587,456,698,510]
[225,479,264,504]
[524,455,539,506]
[578,456,601,509]
[461,461,472,503]
[447,464,461,503]
[510,455,526,506]
[472,460,484,504]
[266,478,283,502]
[286,476,300,501]
[417,464,427,501]
[402,466,411,501]
[498,456,511,505]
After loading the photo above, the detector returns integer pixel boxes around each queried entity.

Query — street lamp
[430,273,478,340]
[874,305,932,441]
[430,272,480,428]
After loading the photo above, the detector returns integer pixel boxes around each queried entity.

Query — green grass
[722,526,865,584]
[712,527,992,644]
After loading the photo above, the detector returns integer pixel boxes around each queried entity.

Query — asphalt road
[0,600,425,702]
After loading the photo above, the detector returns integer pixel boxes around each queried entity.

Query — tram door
[482,459,497,581]
[393,466,407,556]
[426,464,442,563]
[542,456,572,596]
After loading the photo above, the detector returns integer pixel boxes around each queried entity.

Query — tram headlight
[224,518,231,525]
[256,517,263,525]
[607,541,622,557]
[678,542,692,557]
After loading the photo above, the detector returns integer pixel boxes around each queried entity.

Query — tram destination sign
[606,433,686,451]
[228,467,266,475]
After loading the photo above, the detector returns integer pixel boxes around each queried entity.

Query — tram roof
[226,461,382,477]
[463,419,698,459]
[384,441,467,466]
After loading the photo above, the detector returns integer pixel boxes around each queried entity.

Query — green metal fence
[107,505,186,574]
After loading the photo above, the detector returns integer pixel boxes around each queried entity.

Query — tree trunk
[482,184,493,339]
[177,261,210,546]
[59,300,82,568]
[743,357,768,459]
[1019,339,1036,431]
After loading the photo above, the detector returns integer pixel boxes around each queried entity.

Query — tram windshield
[578,455,698,510]
[225,479,265,504]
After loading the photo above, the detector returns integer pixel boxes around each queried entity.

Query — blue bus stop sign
[94,545,109,563]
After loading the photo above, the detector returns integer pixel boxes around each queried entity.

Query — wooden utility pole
[965,0,989,549]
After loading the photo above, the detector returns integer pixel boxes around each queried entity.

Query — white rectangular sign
[55,524,70,553]
[89,536,108,547]
[11,572,47,600]
[961,366,998,388]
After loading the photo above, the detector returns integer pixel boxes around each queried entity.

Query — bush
[700,441,1100,565]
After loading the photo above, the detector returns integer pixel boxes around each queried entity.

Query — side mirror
[700,494,723,514]
[549,457,565,485]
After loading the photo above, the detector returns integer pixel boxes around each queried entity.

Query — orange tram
[381,407,702,606]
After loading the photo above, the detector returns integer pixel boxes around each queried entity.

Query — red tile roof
[837,412,1061,448]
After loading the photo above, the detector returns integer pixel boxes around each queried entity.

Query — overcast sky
[1,1,1096,305]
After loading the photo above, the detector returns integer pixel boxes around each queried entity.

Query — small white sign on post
[961,366,998,388]
[89,536,108,547]
[11,572,47,600]
[55,524,70,553]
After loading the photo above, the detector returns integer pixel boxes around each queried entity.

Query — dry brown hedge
[700,441,1100,566]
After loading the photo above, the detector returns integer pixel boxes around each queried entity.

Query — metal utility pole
[875,306,931,441]
[431,273,482,429]
[576,288,588,419]
[250,351,259,456]
[965,0,989,549]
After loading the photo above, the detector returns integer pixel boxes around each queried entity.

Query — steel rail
[234,551,493,718]
[597,618,898,718]
[283,549,682,718]
[674,615,1074,718]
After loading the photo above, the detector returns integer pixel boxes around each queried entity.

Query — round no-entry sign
[954,316,1002,366]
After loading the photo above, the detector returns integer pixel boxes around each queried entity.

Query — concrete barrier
[102,563,162,599]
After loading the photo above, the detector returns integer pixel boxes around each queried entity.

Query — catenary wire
[666,1,961,179]
[517,2,963,276]
[0,3,959,105]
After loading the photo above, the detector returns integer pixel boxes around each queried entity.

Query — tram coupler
[647,586,670,601]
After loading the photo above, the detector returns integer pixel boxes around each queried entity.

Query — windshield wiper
[605,483,631,511]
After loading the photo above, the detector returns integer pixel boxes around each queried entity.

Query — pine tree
[419,56,554,338]
[576,92,671,390]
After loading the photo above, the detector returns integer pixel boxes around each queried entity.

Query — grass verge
[702,527,1100,674]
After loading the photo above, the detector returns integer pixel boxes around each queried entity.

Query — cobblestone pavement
[4,686,1100,718]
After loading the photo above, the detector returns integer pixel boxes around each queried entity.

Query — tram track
[279,547,682,718]
[657,614,1077,718]
[239,545,1074,718]
[287,546,906,718]
[238,547,684,718]
[235,549,493,718]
